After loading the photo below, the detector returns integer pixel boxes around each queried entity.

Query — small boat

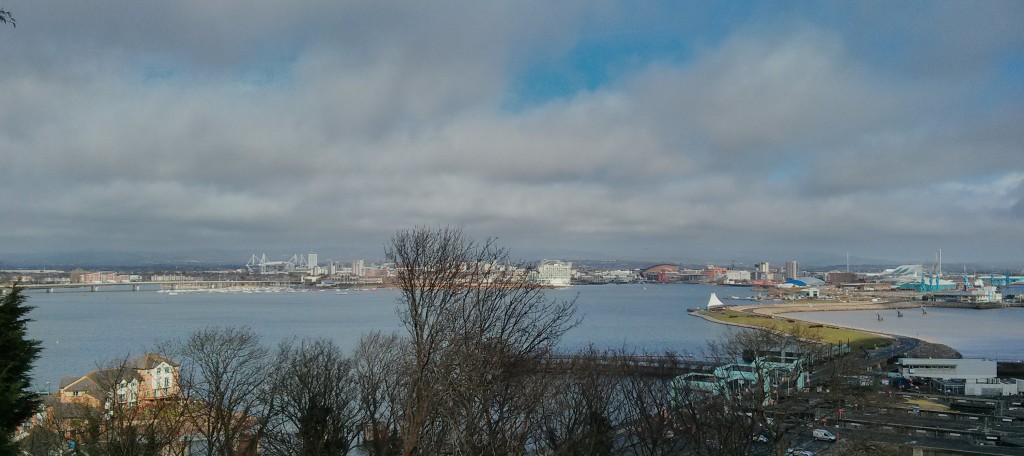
[876,311,883,321]
[921,306,927,315]
[897,310,903,318]
[707,293,725,310]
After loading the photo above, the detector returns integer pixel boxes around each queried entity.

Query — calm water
[779,307,1024,361]
[24,284,739,391]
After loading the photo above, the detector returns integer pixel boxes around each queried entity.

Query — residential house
[58,352,180,407]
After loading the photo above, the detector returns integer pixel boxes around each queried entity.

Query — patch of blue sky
[503,31,690,111]
[133,55,297,92]
[993,51,1024,98]
[231,58,297,91]
[139,61,180,85]
[953,50,1024,116]
[1001,52,1024,81]
[501,1,793,111]
[767,161,806,183]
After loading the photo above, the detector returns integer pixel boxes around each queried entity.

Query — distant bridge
[1,280,301,294]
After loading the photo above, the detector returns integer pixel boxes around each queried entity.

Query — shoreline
[735,300,947,343]
[694,300,964,358]
[733,300,924,316]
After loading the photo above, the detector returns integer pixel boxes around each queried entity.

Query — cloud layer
[1,1,1022,264]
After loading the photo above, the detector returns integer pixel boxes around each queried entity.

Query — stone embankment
[904,340,962,359]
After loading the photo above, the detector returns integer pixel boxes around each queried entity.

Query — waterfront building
[782,277,825,288]
[722,270,751,284]
[785,261,798,280]
[246,254,295,274]
[753,262,771,281]
[574,268,637,284]
[532,259,572,287]
[641,264,678,282]
[825,271,858,284]
[898,358,1023,396]
[704,265,727,282]
[70,270,121,284]
[58,353,179,407]
[873,265,959,291]
[151,274,198,282]
[924,286,1001,304]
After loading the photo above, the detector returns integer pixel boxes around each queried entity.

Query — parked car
[812,428,837,442]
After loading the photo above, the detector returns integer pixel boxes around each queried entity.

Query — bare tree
[614,351,689,456]
[385,226,579,456]
[699,326,860,456]
[0,9,13,27]
[167,326,272,456]
[670,373,760,456]
[354,331,407,456]
[261,338,361,456]
[532,349,623,456]
[19,353,187,456]
[18,400,80,456]
[75,355,186,456]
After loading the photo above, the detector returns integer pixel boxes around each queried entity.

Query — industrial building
[898,358,1024,396]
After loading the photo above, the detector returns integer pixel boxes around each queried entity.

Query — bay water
[779,307,1024,361]
[24,283,733,391]
[24,284,1024,392]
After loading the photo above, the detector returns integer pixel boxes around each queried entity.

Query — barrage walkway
[2,280,301,294]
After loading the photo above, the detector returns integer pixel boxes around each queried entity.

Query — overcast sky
[1,1,1022,266]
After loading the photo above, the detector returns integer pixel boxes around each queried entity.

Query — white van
[812,429,836,442]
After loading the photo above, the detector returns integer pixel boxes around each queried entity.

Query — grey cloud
[1,2,1022,263]
[837,1,1024,80]
[623,26,924,171]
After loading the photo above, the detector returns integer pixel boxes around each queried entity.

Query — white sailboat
[707,292,725,310]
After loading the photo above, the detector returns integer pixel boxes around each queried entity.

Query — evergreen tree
[0,286,42,453]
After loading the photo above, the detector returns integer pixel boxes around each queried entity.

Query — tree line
[10,227,891,455]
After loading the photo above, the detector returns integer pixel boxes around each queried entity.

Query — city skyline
[1,2,1022,264]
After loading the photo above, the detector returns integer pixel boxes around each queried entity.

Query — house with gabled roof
[58,352,180,407]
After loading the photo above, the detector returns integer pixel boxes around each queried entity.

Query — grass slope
[697,308,892,351]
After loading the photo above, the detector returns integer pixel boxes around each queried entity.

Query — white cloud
[0,2,1021,263]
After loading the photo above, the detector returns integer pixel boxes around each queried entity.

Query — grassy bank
[696,308,892,351]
